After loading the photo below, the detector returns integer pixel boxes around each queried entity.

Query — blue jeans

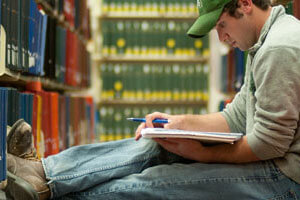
[42,138,300,199]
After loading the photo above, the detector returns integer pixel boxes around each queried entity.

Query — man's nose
[217,30,228,43]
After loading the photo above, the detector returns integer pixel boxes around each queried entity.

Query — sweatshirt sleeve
[247,47,300,160]
[221,83,247,134]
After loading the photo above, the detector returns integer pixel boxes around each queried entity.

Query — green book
[121,64,129,100]
[164,65,172,100]
[203,64,209,102]
[166,21,176,55]
[113,64,123,99]
[171,64,180,100]
[107,106,115,141]
[143,64,151,100]
[186,64,195,101]
[101,20,110,56]
[109,20,118,55]
[114,108,123,140]
[195,64,203,101]
[123,107,132,139]
[102,0,109,13]
[132,20,141,56]
[115,20,126,55]
[124,20,132,56]
[140,21,149,56]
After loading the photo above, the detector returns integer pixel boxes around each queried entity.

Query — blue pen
[127,118,169,124]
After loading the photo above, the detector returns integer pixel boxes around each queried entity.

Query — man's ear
[239,0,253,14]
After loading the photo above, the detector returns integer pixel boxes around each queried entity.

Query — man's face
[215,10,256,51]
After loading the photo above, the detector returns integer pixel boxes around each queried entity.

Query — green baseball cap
[187,0,232,38]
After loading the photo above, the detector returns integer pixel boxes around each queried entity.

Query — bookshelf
[99,13,198,20]
[88,0,210,142]
[99,100,207,107]
[0,0,99,176]
[93,55,208,64]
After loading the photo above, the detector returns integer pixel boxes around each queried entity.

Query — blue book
[28,0,38,75]
[18,93,26,121]
[35,9,47,76]
[27,93,33,126]
[35,7,42,75]
[234,48,245,92]
[39,12,47,76]
[0,87,8,181]
[221,55,228,93]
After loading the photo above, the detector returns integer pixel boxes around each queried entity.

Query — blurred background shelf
[93,55,209,64]
[99,99,207,107]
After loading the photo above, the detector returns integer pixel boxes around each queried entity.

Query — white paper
[141,128,243,144]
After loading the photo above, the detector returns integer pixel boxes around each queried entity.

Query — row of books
[54,20,91,87]
[101,0,198,15]
[0,84,98,159]
[220,48,246,94]
[44,0,91,38]
[101,20,209,57]
[98,105,208,142]
[1,0,47,73]
[100,63,209,102]
[0,0,91,87]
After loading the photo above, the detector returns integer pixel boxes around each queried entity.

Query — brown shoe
[7,119,38,160]
[5,154,50,200]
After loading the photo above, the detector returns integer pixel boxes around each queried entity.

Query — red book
[59,95,67,151]
[40,91,50,157]
[49,92,60,155]
[294,0,300,19]
[26,82,44,158]
[32,95,38,149]
[65,30,77,86]
[64,0,75,29]
[85,97,95,143]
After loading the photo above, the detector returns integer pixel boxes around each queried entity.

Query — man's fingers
[135,123,146,140]
[145,112,170,128]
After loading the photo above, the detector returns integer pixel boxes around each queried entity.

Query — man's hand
[135,112,191,140]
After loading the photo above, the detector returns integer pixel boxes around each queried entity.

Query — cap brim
[187,7,224,38]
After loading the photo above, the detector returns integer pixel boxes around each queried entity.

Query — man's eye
[219,23,225,28]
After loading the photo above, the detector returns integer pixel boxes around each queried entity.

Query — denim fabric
[42,138,300,199]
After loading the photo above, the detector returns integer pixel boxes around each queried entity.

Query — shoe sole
[5,171,39,200]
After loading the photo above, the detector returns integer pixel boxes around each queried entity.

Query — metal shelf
[99,13,198,20]
[99,99,207,107]
[35,0,87,45]
[0,68,86,91]
[93,55,208,64]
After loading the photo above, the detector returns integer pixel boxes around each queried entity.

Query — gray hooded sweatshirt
[221,6,300,184]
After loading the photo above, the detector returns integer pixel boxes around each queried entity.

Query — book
[0,87,8,182]
[141,128,243,144]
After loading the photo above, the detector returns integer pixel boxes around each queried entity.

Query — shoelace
[19,148,40,162]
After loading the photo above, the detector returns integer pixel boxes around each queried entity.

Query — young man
[5,0,300,199]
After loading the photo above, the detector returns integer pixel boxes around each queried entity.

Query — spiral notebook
[141,128,243,144]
